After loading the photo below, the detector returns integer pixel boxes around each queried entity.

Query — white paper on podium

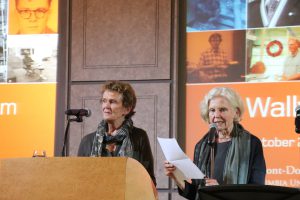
[157,137,205,181]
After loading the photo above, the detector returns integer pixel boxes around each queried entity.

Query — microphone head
[85,109,92,117]
[295,106,300,134]
[64,108,92,117]
[209,123,217,130]
[208,123,217,146]
[295,105,300,113]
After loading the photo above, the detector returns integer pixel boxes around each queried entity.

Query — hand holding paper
[158,137,205,182]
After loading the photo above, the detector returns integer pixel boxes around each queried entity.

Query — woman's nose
[101,101,110,108]
[213,110,221,117]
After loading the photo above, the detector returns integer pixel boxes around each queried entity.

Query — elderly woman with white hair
[164,87,266,200]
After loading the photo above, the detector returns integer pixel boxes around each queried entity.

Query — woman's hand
[164,160,176,179]
[204,178,219,186]
[164,160,187,190]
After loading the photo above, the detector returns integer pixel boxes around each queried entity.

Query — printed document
[158,137,205,181]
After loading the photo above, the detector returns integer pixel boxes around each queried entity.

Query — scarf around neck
[196,123,251,184]
[90,118,134,157]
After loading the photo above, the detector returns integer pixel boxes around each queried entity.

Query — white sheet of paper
[157,137,205,180]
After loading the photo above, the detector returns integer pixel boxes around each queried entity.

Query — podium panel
[197,184,300,200]
[0,157,157,200]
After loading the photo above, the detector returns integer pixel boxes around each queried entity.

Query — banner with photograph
[0,0,58,158]
[186,0,300,187]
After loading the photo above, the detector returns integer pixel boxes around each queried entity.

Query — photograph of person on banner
[246,27,300,82]
[186,31,245,83]
[9,0,58,35]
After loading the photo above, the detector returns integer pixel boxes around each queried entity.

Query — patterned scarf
[90,118,134,157]
[195,123,250,185]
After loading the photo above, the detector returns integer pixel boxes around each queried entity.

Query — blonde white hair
[200,87,244,123]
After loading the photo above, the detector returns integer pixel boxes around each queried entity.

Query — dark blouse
[214,141,231,184]
[178,134,266,200]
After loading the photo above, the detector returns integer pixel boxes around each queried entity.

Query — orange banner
[186,82,300,187]
[0,83,56,158]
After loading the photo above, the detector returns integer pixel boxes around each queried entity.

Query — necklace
[217,132,232,143]
[217,137,232,143]
[218,132,231,139]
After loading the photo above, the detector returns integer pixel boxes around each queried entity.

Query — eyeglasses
[17,8,49,19]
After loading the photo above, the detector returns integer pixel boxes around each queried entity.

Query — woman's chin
[103,118,113,123]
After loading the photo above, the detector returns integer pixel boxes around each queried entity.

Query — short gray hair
[200,87,244,123]
[101,80,136,118]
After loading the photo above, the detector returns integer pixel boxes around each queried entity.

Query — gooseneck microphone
[207,123,217,146]
[65,109,91,117]
[62,108,92,156]
[295,105,300,134]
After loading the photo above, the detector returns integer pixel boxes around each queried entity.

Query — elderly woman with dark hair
[78,80,156,186]
[164,87,266,200]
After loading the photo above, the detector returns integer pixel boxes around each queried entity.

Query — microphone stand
[195,137,215,200]
[209,142,215,179]
[61,116,83,157]
[207,133,216,179]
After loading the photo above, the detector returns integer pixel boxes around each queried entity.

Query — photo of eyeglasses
[17,8,49,19]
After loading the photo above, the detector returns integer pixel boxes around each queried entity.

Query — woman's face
[208,96,238,133]
[101,90,130,123]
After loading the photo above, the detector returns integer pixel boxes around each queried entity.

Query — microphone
[65,109,91,117]
[295,105,300,133]
[207,123,217,146]
[62,109,91,156]
[207,123,217,178]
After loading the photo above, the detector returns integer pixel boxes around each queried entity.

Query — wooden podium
[0,157,157,200]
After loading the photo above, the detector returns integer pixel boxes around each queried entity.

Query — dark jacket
[179,126,266,200]
[77,126,156,186]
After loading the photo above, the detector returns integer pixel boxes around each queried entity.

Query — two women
[77,82,266,198]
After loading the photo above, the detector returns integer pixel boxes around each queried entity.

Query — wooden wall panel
[68,0,177,197]
[71,0,171,81]
[69,83,170,188]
